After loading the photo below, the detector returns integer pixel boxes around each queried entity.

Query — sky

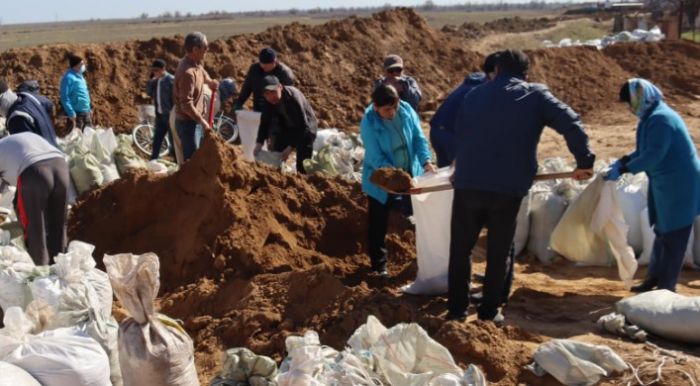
[1,0,483,25]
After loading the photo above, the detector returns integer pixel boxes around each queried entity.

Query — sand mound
[604,40,700,98]
[527,46,631,116]
[443,16,556,39]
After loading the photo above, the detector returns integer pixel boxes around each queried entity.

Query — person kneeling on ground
[255,75,317,173]
[448,49,595,324]
[361,84,435,278]
[0,132,69,265]
[606,78,700,293]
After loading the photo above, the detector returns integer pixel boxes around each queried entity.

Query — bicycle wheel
[214,114,239,143]
[132,124,155,156]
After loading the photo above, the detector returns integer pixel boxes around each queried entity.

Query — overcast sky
[1,0,490,24]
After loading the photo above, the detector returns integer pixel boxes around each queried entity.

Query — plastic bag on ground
[210,347,277,386]
[70,152,104,195]
[404,167,452,295]
[616,289,700,344]
[0,246,36,312]
[104,252,199,386]
[0,361,41,386]
[347,315,485,386]
[550,177,638,287]
[639,208,696,267]
[113,135,148,175]
[530,339,628,386]
[0,307,111,386]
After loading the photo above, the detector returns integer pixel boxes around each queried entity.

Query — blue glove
[604,160,623,181]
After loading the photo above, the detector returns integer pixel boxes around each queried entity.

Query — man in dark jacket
[235,47,295,112]
[256,75,317,173]
[0,82,60,149]
[447,50,595,324]
[145,59,175,160]
[374,54,422,112]
[430,52,500,167]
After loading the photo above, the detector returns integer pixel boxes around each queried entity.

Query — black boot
[631,278,657,293]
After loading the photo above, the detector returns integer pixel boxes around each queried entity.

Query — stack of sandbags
[28,241,121,386]
[210,348,277,386]
[0,246,38,312]
[0,307,111,386]
[61,127,120,194]
[104,252,199,386]
[527,181,580,263]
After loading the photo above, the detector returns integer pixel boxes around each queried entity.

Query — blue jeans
[175,119,197,161]
[647,225,692,291]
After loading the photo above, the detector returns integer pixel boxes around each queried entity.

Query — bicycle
[213,112,239,144]
[132,105,170,158]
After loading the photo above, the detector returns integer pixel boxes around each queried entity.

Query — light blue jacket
[360,100,432,204]
[60,69,91,117]
[626,101,700,233]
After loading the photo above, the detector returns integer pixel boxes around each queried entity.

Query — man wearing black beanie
[234,47,295,112]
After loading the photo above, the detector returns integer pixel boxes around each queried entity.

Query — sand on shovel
[370,168,413,193]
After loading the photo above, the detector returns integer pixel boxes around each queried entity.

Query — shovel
[382,171,576,195]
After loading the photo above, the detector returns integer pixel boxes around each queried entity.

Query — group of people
[0,30,698,328]
[360,49,700,324]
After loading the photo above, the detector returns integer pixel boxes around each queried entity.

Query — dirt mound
[444,16,556,39]
[0,8,482,135]
[527,46,631,116]
[604,40,700,99]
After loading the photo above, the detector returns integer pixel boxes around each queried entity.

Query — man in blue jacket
[146,59,175,160]
[0,82,60,149]
[361,84,435,278]
[430,52,500,167]
[60,54,92,130]
[448,50,595,323]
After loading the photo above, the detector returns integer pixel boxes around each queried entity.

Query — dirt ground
[60,8,700,386]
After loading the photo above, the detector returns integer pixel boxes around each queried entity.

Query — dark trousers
[368,195,412,271]
[175,119,198,161]
[448,189,522,319]
[67,111,93,130]
[272,131,315,174]
[151,113,173,160]
[647,225,692,291]
[15,158,69,266]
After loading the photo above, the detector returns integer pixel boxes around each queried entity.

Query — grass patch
[682,31,700,43]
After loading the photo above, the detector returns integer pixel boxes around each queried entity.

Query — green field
[683,31,700,43]
[0,9,565,51]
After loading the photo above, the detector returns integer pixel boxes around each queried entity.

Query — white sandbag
[616,289,700,343]
[347,315,478,386]
[0,246,36,312]
[616,181,646,255]
[100,164,120,184]
[30,241,113,318]
[104,253,199,386]
[0,186,17,221]
[0,307,111,386]
[236,110,261,162]
[513,195,531,257]
[531,339,627,386]
[639,208,695,267]
[550,177,638,287]
[313,128,341,151]
[404,168,453,295]
[146,160,168,175]
[0,361,41,386]
[528,185,568,263]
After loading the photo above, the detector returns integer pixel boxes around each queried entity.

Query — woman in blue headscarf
[606,78,700,292]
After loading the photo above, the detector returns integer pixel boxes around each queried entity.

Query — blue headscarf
[628,78,663,119]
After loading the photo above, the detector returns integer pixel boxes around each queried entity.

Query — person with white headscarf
[606,78,700,293]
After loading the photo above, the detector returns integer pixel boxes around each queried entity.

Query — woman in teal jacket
[606,78,700,292]
[361,84,434,277]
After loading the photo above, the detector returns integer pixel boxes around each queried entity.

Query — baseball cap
[262,75,281,91]
[383,54,404,70]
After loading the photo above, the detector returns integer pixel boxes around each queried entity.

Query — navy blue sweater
[453,74,595,197]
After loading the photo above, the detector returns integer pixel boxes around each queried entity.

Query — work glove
[604,160,623,181]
